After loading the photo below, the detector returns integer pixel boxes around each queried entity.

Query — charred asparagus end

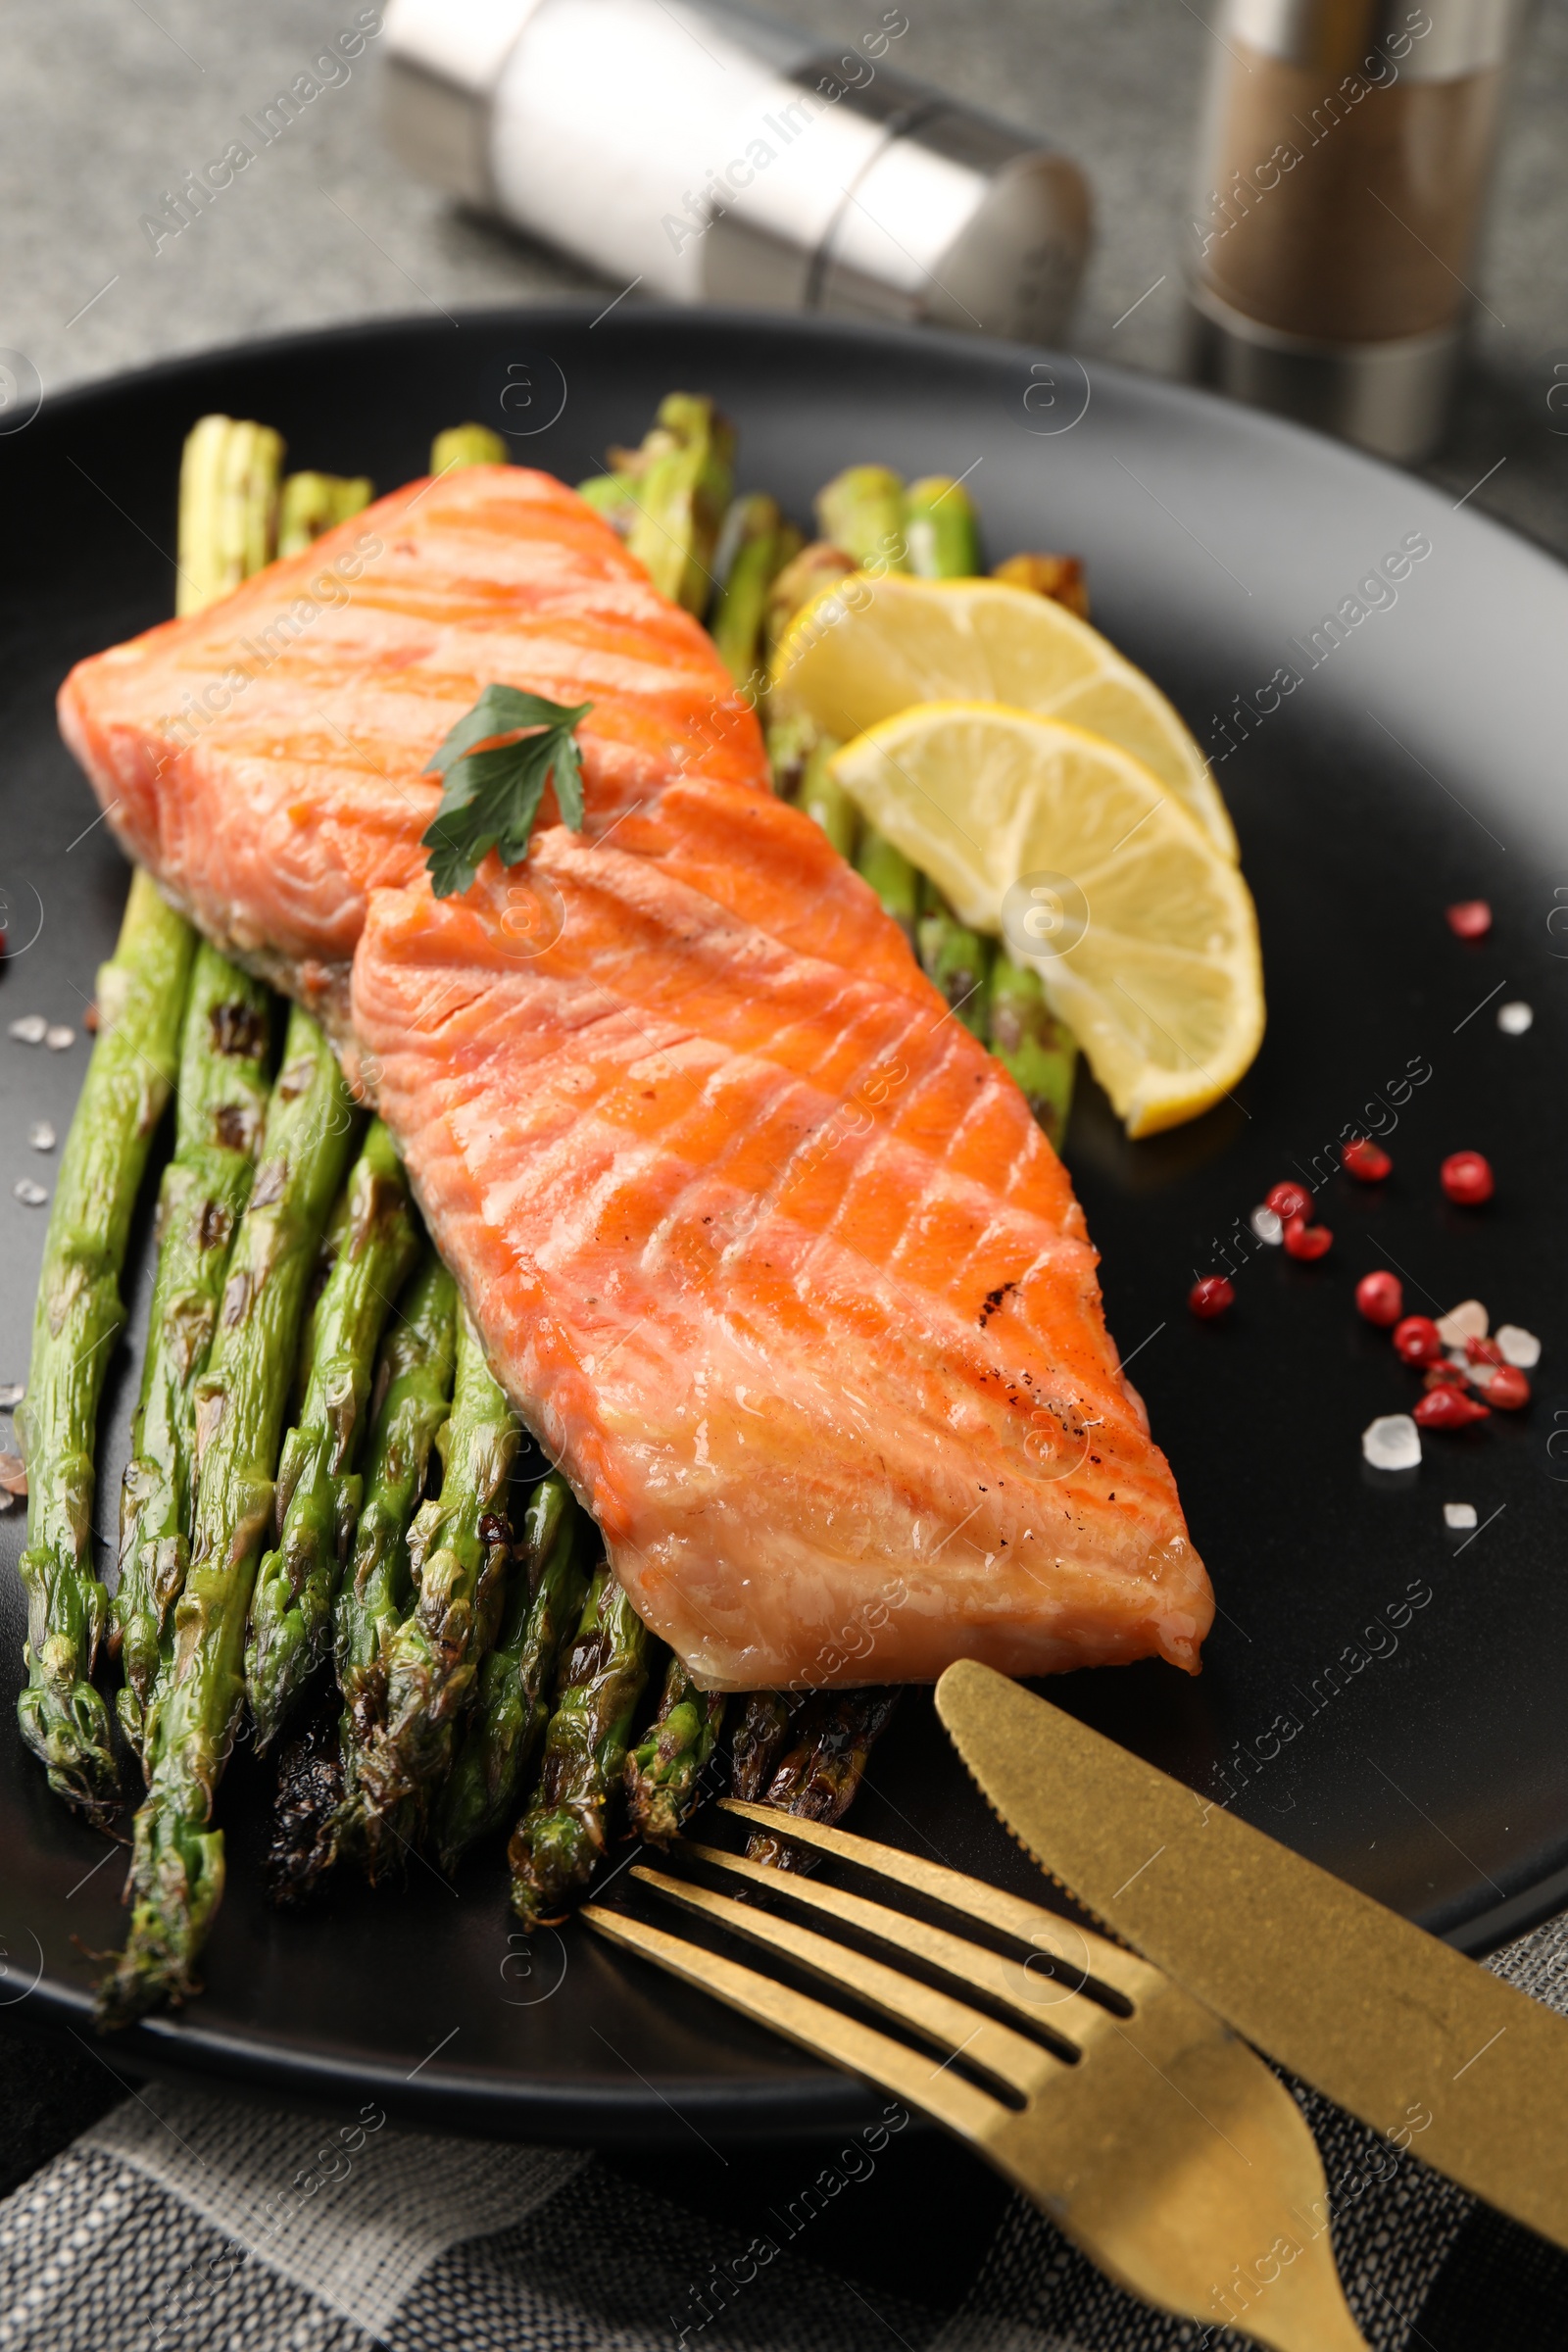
[745,1689,901,1872]
[264,1716,345,1908]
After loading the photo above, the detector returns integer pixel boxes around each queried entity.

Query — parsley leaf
[421,684,593,899]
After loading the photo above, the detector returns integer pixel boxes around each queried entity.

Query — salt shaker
[1185,0,1527,460]
[383,0,1091,345]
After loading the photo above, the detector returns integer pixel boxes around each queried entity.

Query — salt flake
[44,1025,74,1052]
[1436,1298,1488,1347]
[1250,1204,1284,1246]
[1363,1413,1421,1471]
[1444,1502,1478,1530]
[0,1384,22,1409]
[1497,1002,1534,1036]
[7,1015,46,1046]
[13,1180,47,1206]
[26,1121,55,1152]
[1495,1324,1541,1369]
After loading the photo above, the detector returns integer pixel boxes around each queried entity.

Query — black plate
[3,307,1567,2145]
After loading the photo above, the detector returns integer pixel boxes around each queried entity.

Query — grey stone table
[1,0,1565,2202]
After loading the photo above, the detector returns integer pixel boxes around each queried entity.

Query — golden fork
[584,1797,1367,2352]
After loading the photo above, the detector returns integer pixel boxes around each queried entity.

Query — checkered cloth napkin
[3,1913,1566,2350]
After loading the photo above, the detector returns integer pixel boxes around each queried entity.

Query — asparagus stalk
[435,1472,586,1871]
[624,1654,725,1848]
[745,1690,902,1872]
[619,393,736,615]
[800,736,858,861]
[98,1007,358,2025]
[918,901,994,1039]
[292,1174,353,1418]
[990,951,1079,1151]
[992,549,1090,619]
[277,471,373,557]
[509,1558,651,1927]
[113,948,272,1759]
[176,416,284,614]
[335,1308,520,1878]
[904,473,982,579]
[274,1250,457,1903]
[730,1690,796,1801]
[246,1119,419,1751]
[814,465,907,570]
[855,829,920,939]
[335,1248,458,1706]
[14,873,195,1823]
[431,423,508,473]
[709,492,783,686]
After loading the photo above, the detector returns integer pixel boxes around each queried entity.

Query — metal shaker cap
[383,0,1090,343]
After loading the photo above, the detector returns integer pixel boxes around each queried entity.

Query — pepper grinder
[1184,0,1527,461]
[382,0,1091,345]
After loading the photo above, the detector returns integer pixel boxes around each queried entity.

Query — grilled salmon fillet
[59,464,1213,1688]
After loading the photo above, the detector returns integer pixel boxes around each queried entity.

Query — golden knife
[935,1658,1568,2251]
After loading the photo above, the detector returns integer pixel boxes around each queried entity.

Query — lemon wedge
[830,703,1264,1137]
[772,570,1236,859]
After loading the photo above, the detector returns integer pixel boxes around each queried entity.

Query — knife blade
[935,1658,1568,2251]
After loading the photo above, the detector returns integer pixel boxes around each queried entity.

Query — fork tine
[717,1796,1152,2005]
[582,1902,1003,2145]
[682,1838,1118,2048]
[624,1863,1058,2097]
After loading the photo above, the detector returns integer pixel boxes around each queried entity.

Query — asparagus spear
[730,1690,796,1801]
[277,471,373,557]
[855,829,920,939]
[15,873,195,1824]
[814,465,907,570]
[990,951,1078,1151]
[176,416,284,614]
[274,1251,457,1903]
[918,900,994,1039]
[435,1471,586,1872]
[509,1558,651,1927]
[904,472,982,579]
[97,1006,357,2025]
[335,1248,458,1706]
[745,1689,902,1872]
[113,948,272,1759]
[709,492,783,686]
[335,1308,520,1878]
[617,392,736,613]
[800,736,858,861]
[431,423,508,473]
[246,1119,420,1751]
[624,1654,725,1848]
